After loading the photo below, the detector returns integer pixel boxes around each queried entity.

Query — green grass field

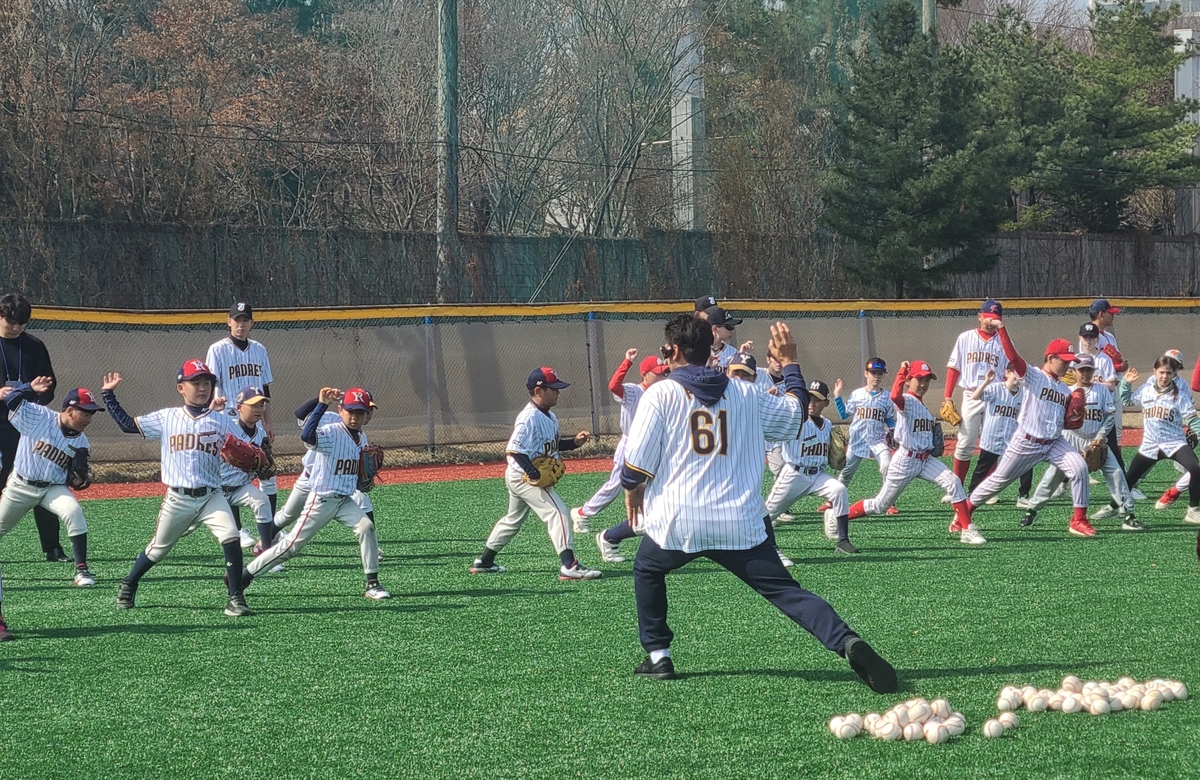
[1,453,1197,779]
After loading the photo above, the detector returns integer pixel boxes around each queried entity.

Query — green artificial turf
[0,453,1197,779]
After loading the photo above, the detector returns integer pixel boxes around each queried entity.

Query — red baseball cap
[341,387,373,411]
[63,388,102,412]
[639,356,670,375]
[907,361,937,380]
[178,359,216,382]
[1045,338,1078,362]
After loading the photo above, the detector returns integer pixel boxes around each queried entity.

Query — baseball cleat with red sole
[1156,488,1181,510]
[1069,518,1097,537]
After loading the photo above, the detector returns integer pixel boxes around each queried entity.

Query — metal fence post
[424,315,435,457]
[585,311,601,442]
[858,310,868,369]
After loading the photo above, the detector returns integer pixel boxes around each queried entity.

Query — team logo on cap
[919,362,931,372]
[237,303,246,312]
[77,388,95,406]
[345,388,369,405]
[539,368,560,385]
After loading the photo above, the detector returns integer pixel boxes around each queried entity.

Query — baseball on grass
[1061,696,1082,714]
[982,719,1005,738]
[924,723,949,744]
[1090,698,1111,716]
[902,722,924,741]
[837,722,860,739]
[998,712,1019,730]
[876,721,901,741]
[1028,696,1047,712]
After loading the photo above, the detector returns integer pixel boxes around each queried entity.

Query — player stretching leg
[571,349,669,559]
[765,380,857,555]
[102,361,252,616]
[1119,357,1200,524]
[965,367,1034,507]
[943,300,1009,500]
[216,387,275,548]
[1156,350,1200,509]
[623,315,896,690]
[242,387,388,600]
[1025,354,1137,529]
[846,361,980,545]
[964,321,1093,537]
[471,367,599,580]
[830,358,897,515]
[0,382,101,640]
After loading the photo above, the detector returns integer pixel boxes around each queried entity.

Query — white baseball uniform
[274,410,373,530]
[0,400,88,539]
[765,415,849,530]
[1029,382,1130,513]
[834,387,894,484]
[580,382,646,518]
[711,343,738,370]
[219,419,272,527]
[977,382,1023,455]
[484,402,573,555]
[1127,381,1196,458]
[947,329,1008,460]
[250,408,379,576]
[206,336,277,494]
[859,392,963,515]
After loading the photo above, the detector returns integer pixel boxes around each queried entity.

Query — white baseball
[845,713,863,730]
[836,722,860,739]
[931,699,951,719]
[1062,675,1082,693]
[1174,682,1188,701]
[1141,693,1163,711]
[875,721,900,741]
[997,696,1015,712]
[982,719,1005,738]
[902,722,924,741]
[1120,692,1139,710]
[998,712,1019,730]
[865,713,881,728]
[908,703,931,724]
[891,707,910,727]
[1090,698,1111,715]
[945,718,965,737]
[1118,676,1136,688]
[924,722,949,744]
[1061,696,1082,714]
[829,716,845,735]
[1028,696,1047,712]
[1160,687,1176,703]
[1108,697,1123,712]
[1048,694,1064,711]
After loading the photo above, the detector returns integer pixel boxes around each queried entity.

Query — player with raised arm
[830,358,897,515]
[621,314,896,692]
[470,367,598,580]
[845,361,981,544]
[942,300,1009,497]
[964,320,1094,537]
[102,360,253,616]
[965,367,1034,507]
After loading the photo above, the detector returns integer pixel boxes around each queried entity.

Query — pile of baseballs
[829,698,965,743]
[985,676,1188,734]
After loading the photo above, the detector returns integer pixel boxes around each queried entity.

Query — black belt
[1023,434,1055,446]
[170,486,214,498]
[793,465,821,476]
[17,476,57,489]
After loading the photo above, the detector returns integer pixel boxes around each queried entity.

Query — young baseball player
[622,314,896,691]
[964,321,1095,537]
[1119,357,1200,524]
[470,367,599,580]
[1083,299,1136,493]
[943,299,1009,493]
[0,380,100,638]
[765,380,857,555]
[206,302,276,546]
[831,357,897,514]
[703,306,741,369]
[217,387,274,545]
[1157,350,1200,509]
[241,387,389,600]
[964,367,1034,507]
[1024,354,1138,530]
[101,360,253,616]
[846,361,981,544]
[571,349,669,538]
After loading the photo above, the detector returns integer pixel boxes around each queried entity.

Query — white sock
[650,649,671,663]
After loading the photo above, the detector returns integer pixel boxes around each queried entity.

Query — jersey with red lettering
[842,387,894,457]
[205,337,273,403]
[1074,383,1115,440]
[9,401,89,483]
[947,330,1008,391]
[136,407,236,489]
[1015,368,1072,441]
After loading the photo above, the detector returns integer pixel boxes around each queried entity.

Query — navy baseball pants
[633,523,857,655]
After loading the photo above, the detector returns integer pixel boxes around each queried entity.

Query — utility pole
[672,1,706,231]
[435,0,459,303]
[922,0,935,35]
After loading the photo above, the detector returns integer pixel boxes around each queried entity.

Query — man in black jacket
[0,293,69,561]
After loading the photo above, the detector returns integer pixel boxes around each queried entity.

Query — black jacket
[0,331,56,437]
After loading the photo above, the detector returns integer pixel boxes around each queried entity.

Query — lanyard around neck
[1,340,21,383]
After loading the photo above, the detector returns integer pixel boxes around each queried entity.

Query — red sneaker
[817,502,832,512]
[948,517,967,533]
[1069,517,1097,537]
[886,506,900,516]
[1156,488,1181,511]
[0,621,12,641]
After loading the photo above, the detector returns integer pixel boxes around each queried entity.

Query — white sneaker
[595,531,625,563]
[238,528,256,549]
[1089,476,1101,486]
[1050,484,1066,500]
[985,495,1000,505]
[73,570,95,587]
[1015,497,1031,510]
[777,550,794,568]
[364,584,391,600]
[960,525,987,545]
[823,509,838,541]
[777,512,795,524]
[1090,505,1118,520]
[559,562,602,580]
[1186,507,1200,525]
[270,563,286,573]
[1130,489,1147,501]
[940,494,953,504]
[570,508,590,534]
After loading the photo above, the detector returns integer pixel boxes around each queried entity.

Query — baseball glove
[255,438,277,480]
[1102,343,1127,372]
[931,422,945,456]
[220,434,266,473]
[1063,388,1086,430]
[526,455,565,488]
[1084,440,1107,472]
[1189,428,1199,451]
[939,398,962,427]
[1062,368,1078,387]
[67,447,92,491]
[828,425,849,471]
[357,444,385,493]
[885,429,898,451]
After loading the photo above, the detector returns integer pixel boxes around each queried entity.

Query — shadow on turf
[0,655,58,673]
[22,623,253,640]
[680,659,1114,686]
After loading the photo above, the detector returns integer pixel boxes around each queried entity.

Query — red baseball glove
[1102,343,1126,372]
[220,434,266,472]
[1063,388,1086,430]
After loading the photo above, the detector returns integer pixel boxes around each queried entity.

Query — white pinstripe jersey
[894,394,936,453]
[616,383,646,436]
[711,343,738,369]
[137,407,236,489]
[1016,368,1072,440]
[297,410,341,472]
[1074,383,1115,440]
[754,368,776,391]
[843,387,894,457]
[623,378,804,552]
[947,329,1007,391]
[781,416,830,468]
[220,419,267,488]
[978,383,1023,454]
[205,338,273,401]
[506,402,561,478]
[1131,382,1195,457]
[8,401,88,484]
[1079,350,1117,385]
[307,421,368,497]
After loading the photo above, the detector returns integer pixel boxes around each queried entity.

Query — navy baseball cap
[230,302,253,319]
[704,306,742,328]
[178,359,216,382]
[729,352,757,374]
[1089,298,1120,316]
[1079,322,1100,338]
[341,387,373,411]
[981,299,1003,319]
[63,388,101,412]
[236,386,268,405]
[808,380,830,401]
[694,295,717,312]
[865,357,887,373]
[527,367,569,392]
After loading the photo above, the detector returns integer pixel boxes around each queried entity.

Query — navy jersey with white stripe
[137,407,237,489]
[205,338,273,401]
[307,421,368,497]
[9,401,88,484]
